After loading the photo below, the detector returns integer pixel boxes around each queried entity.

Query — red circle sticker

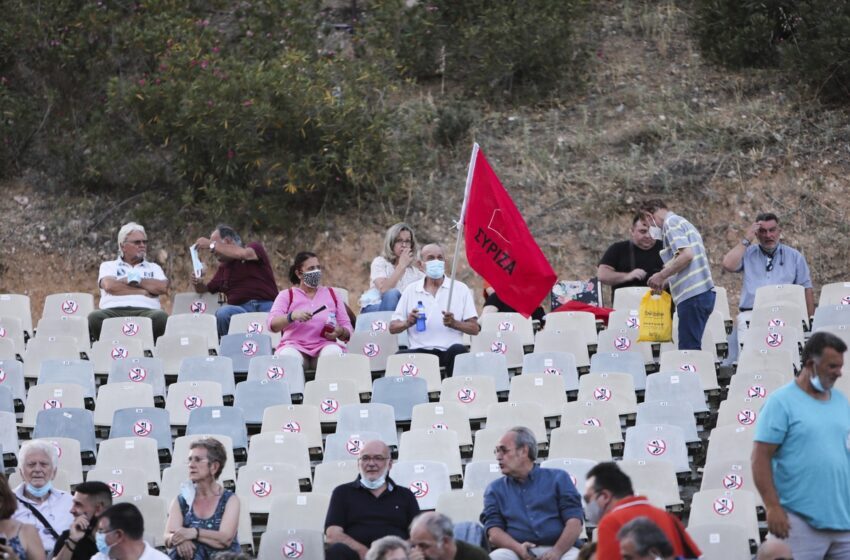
[183,395,203,410]
[283,540,304,558]
[242,341,259,356]
[346,437,363,455]
[51,442,63,458]
[737,409,757,425]
[252,480,272,498]
[0,368,6,383]
[583,417,602,427]
[625,317,639,329]
[0,328,5,338]
[122,321,139,336]
[593,387,612,401]
[723,473,744,490]
[646,439,667,456]
[457,388,476,404]
[614,336,631,351]
[363,343,381,358]
[111,346,129,359]
[498,321,515,331]
[570,474,578,487]
[768,318,786,327]
[409,480,430,498]
[371,320,388,332]
[842,296,850,305]
[679,363,697,373]
[266,366,285,380]
[713,497,734,516]
[190,301,207,314]
[109,482,124,498]
[401,363,419,377]
[247,322,264,334]
[43,399,63,410]
[281,421,302,433]
[128,367,147,382]
[61,300,79,315]
[431,422,449,430]
[747,385,766,398]
[133,420,153,437]
[490,341,508,354]
[321,399,339,415]
[544,367,562,376]
[765,332,784,347]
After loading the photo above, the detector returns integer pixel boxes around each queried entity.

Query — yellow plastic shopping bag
[637,290,673,342]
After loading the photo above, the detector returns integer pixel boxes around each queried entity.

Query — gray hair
[365,536,410,560]
[417,243,444,262]
[616,517,674,557]
[410,511,454,542]
[215,224,243,247]
[381,223,417,264]
[117,222,146,256]
[509,426,538,461]
[18,440,59,473]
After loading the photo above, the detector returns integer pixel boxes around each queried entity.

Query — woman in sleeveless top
[0,475,45,560]
[165,438,240,560]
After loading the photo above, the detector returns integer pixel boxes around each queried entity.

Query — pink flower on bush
[200,60,209,70]
[212,46,220,54]
[242,100,253,107]
[227,149,235,159]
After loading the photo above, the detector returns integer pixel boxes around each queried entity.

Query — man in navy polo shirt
[325,440,420,560]
[482,427,584,560]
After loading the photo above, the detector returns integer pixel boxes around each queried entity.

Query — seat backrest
[247,354,306,396]
[23,383,86,428]
[235,380,292,425]
[114,494,168,547]
[32,408,96,457]
[461,461,502,492]
[90,339,145,375]
[22,336,80,379]
[171,292,222,315]
[618,459,682,509]
[715,396,765,429]
[164,314,219,351]
[612,287,650,312]
[643,372,707,414]
[236,463,301,514]
[165,381,225,426]
[658,349,719,391]
[347,331,399,372]
[0,360,25,404]
[750,303,806,333]
[548,425,612,462]
[479,312,535,347]
[543,311,598,344]
[590,351,648,391]
[109,407,172,452]
[311,461,359,495]
[687,523,751,560]
[258,529,326,560]
[384,353,442,394]
[812,304,850,331]
[35,316,91,353]
[154,335,211,376]
[371,376,428,423]
[87,466,149,500]
[726,371,788,400]
[336,403,398,447]
[596,327,654,365]
[819,282,850,307]
[398,429,462,477]
[186,406,248,450]
[38,360,96,399]
[485,402,547,442]
[439,376,498,420]
[636,400,698,442]
[94,382,155,427]
[260,404,323,451]
[577,372,638,417]
[469,330,525,370]
[228,312,281,346]
[107,357,166,399]
[560,400,623,445]
[178,356,236,397]
[539,458,597,501]
[218,333,273,373]
[700,458,762,507]
[410,402,473,448]
[522,351,579,389]
[623,423,690,473]
[436,490,485,524]
[267,493,331,533]
[705,425,755,465]
[736,347,795,377]
[753,284,806,314]
[688,489,759,544]
[0,317,25,356]
[389,460,452,510]
[507,374,568,417]
[99,316,155,353]
[0,410,19,454]
[247,432,311,481]
[96,437,161,484]
[322,431,382,463]
[453,352,510,392]
[315,354,373,396]
[0,294,33,338]
[42,293,95,322]
[354,311,394,333]
[533,329,590,367]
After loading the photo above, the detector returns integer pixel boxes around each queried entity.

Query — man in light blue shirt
[482,427,584,560]
[721,212,813,338]
[752,331,850,558]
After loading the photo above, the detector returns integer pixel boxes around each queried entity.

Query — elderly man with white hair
[12,441,74,554]
[87,222,170,341]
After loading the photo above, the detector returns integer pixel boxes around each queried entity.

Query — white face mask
[360,470,388,490]
[811,361,827,393]
[584,494,605,526]
[649,225,663,241]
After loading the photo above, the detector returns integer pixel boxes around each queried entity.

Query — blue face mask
[25,481,52,499]
[811,362,826,393]
[95,531,113,557]
[425,260,445,279]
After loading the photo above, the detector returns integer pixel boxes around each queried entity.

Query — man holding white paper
[192,224,279,336]
[88,222,169,341]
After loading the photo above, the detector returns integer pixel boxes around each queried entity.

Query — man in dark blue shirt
[482,427,584,560]
[325,440,421,560]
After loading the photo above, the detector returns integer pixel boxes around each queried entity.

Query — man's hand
[518,542,537,560]
[745,222,760,243]
[647,271,666,291]
[766,505,790,539]
[406,308,420,328]
[627,268,647,282]
[195,237,211,250]
[442,311,456,329]
[68,513,91,541]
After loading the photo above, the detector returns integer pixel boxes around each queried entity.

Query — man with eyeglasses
[482,427,584,560]
[409,512,489,560]
[91,502,167,560]
[325,440,421,560]
[88,222,170,341]
[721,212,813,340]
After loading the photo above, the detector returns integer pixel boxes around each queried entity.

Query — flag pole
[446,143,479,312]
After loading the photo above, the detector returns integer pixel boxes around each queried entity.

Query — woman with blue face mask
[12,442,72,556]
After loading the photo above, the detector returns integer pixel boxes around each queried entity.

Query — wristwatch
[209,242,217,253]
[741,239,751,247]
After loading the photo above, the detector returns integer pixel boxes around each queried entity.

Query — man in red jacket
[583,462,700,560]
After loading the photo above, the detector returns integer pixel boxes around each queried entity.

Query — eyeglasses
[125,239,147,246]
[95,528,117,536]
[186,457,209,464]
[493,446,516,456]
[394,239,412,246]
[765,255,774,272]
[358,455,388,463]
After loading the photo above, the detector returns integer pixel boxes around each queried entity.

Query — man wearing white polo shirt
[390,243,480,376]
[88,222,170,341]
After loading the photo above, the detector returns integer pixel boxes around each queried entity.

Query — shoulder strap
[15,496,60,540]
[328,287,338,307]
[286,287,293,313]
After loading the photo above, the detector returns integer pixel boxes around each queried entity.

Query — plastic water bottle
[323,312,337,335]
[416,301,427,332]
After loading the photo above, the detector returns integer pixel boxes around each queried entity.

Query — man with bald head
[325,440,421,560]
[390,243,480,376]
[410,512,489,560]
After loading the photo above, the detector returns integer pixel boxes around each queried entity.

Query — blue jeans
[215,299,274,336]
[361,289,402,314]
[677,289,716,350]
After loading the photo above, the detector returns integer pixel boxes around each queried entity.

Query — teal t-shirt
[754,381,850,530]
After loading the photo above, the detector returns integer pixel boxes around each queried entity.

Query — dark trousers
[677,290,716,350]
[326,543,361,560]
[400,344,468,377]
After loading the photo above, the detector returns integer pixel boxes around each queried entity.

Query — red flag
[463,146,556,318]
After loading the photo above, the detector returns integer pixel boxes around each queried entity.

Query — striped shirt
[660,213,714,303]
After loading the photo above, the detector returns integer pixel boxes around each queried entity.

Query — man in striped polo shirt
[640,199,715,350]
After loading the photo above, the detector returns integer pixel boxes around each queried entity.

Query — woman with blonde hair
[360,223,424,313]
